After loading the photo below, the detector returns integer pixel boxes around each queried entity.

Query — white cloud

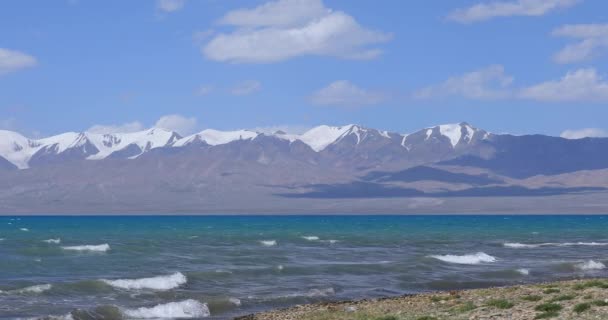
[195,85,214,96]
[519,68,608,102]
[552,23,608,64]
[219,0,329,28]
[310,80,386,107]
[561,128,608,139]
[230,80,262,96]
[154,114,197,135]
[415,65,514,100]
[0,48,37,75]
[448,0,579,24]
[87,121,144,134]
[157,0,185,13]
[202,0,391,63]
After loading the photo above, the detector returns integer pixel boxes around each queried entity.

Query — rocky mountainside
[1,122,607,213]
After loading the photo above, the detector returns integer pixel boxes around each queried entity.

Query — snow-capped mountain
[0,128,181,168]
[0,123,492,169]
[3,122,608,213]
[173,129,259,147]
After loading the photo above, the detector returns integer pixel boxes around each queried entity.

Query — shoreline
[236,278,608,320]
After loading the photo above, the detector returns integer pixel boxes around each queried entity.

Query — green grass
[486,299,514,309]
[543,288,560,294]
[535,303,563,313]
[454,301,476,313]
[574,303,591,314]
[592,300,608,307]
[534,311,559,319]
[429,296,443,302]
[415,317,437,320]
[550,294,575,302]
[521,295,543,302]
[573,280,608,290]
[583,294,593,300]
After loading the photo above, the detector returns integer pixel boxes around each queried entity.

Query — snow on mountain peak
[173,129,258,147]
[298,125,355,152]
[434,122,479,147]
[0,130,37,169]
[86,127,180,159]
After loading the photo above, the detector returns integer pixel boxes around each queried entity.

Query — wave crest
[122,299,210,318]
[504,242,608,248]
[61,244,110,252]
[430,252,497,265]
[43,238,61,244]
[302,236,319,241]
[260,240,277,246]
[102,272,187,291]
[576,260,606,271]
[0,284,52,295]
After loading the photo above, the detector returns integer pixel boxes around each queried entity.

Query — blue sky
[1,0,607,138]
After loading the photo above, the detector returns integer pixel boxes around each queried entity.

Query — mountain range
[1,122,608,214]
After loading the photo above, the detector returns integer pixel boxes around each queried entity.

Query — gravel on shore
[236,278,608,320]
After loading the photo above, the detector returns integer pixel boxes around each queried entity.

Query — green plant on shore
[521,295,542,302]
[486,299,514,309]
[534,311,559,319]
[592,300,608,306]
[415,317,437,320]
[373,316,399,320]
[454,301,476,313]
[534,302,563,319]
[542,288,560,294]
[574,303,591,313]
[535,302,562,313]
[573,280,608,290]
[550,294,575,302]
[583,294,593,300]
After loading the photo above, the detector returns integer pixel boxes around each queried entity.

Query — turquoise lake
[1,215,607,319]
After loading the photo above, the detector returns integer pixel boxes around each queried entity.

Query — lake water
[1,215,607,319]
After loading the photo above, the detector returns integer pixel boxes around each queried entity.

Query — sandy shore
[236,278,608,320]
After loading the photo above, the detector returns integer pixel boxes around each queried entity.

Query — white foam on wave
[43,238,61,244]
[429,252,497,265]
[228,297,241,306]
[61,244,110,252]
[516,268,530,276]
[307,287,335,297]
[0,284,52,295]
[321,239,339,244]
[102,272,187,290]
[576,260,606,271]
[260,240,277,246]
[302,236,319,241]
[20,228,29,232]
[504,242,608,248]
[504,242,542,248]
[121,299,210,318]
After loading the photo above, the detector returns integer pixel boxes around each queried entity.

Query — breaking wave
[61,244,110,252]
[302,236,319,241]
[121,299,210,318]
[260,240,277,246]
[430,252,497,265]
[0,284,52,295]
[576,260,606,271]
[504,242,608,248]
[102,272,187,291]
[516,268,530,275]
[43,238,61,244]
